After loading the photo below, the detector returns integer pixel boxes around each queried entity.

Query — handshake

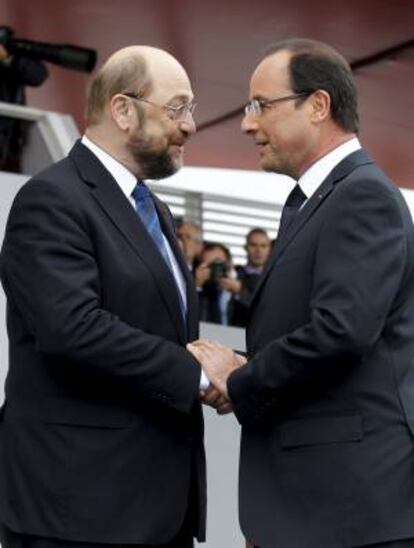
[187,339,247,415]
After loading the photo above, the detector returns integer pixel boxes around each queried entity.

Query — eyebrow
[251,94,269,101]
[252,92,292,101]
[168,94,194,104]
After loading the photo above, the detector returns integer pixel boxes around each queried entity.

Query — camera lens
[209,260,228,282]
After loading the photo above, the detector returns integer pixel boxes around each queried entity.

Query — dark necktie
[132,181,187,323]
[278,184,307,238]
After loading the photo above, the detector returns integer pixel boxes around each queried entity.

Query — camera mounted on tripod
[0,26,97,73]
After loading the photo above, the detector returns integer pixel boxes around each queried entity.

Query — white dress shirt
[81,135,209,389]
[297,137,361,202]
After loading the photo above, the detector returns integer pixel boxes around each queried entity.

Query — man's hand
[194,262,211,289]
[218,277,242,294]
[188,339,246,399]
[199,385,233,415]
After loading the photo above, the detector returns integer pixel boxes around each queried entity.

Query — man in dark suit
[230,228,271,327]
[0,45,207,548]
[189,38,414,547]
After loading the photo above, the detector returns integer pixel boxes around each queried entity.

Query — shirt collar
[244,264,263,275]
[298,137,361,200]
[81,135,137,199]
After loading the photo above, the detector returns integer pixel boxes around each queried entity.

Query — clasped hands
[187,339,247,414]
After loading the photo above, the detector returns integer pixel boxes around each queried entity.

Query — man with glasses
[189,38,414,548]
[0,46,206,548]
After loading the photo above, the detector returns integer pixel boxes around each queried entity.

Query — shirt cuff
[199,369,210,390]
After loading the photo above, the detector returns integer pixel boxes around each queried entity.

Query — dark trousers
[0,524,194,548]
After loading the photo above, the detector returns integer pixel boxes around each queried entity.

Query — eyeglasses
[122,92,196,121]
[244,92,311,116]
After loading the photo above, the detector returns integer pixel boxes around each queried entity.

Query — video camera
[0,26,97,73]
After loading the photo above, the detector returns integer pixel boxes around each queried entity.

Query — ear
[110,94,133,131]
[310,89,331,124]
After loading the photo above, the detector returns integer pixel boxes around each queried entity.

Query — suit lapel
[69,141,187,344]
[250,149,374,310]
[153,194,199,341]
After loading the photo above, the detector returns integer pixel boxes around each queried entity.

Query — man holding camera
[195,242,235,325]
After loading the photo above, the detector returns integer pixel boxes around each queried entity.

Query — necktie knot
[285,184,307,208]
[132,181,151,201]
[278,184,307,238]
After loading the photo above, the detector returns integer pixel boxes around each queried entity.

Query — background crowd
[176,220,272,327]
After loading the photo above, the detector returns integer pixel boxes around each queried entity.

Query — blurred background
[0,0,413,186]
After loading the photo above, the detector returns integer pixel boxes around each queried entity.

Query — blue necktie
[132,181,187,324]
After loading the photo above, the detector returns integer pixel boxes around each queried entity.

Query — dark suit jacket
[231,265,262,327]
[0,141,206,544]
[228,150,414,547]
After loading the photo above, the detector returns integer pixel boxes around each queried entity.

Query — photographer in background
[231,228,271,327]
[195,242,235,325]
[0,42,48,171]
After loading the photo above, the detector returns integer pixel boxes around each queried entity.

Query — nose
[179,113,196,137]
[241,112,258,135]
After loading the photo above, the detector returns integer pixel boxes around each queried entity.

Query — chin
[151,163,180,180]
[261,159,289,177]
[257,152,273,171]
[261,159,277,173]
[136,149,182,180]
[163,154,182,177]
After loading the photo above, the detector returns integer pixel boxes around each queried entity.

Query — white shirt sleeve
[200,369,210,390]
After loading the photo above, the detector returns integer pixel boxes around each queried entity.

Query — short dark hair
[265,38,359,134]
[246,228,270,243]
[202,242,232,263]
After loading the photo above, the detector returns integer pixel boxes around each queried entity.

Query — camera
[209,260,228,283]
[0,26,97,73]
